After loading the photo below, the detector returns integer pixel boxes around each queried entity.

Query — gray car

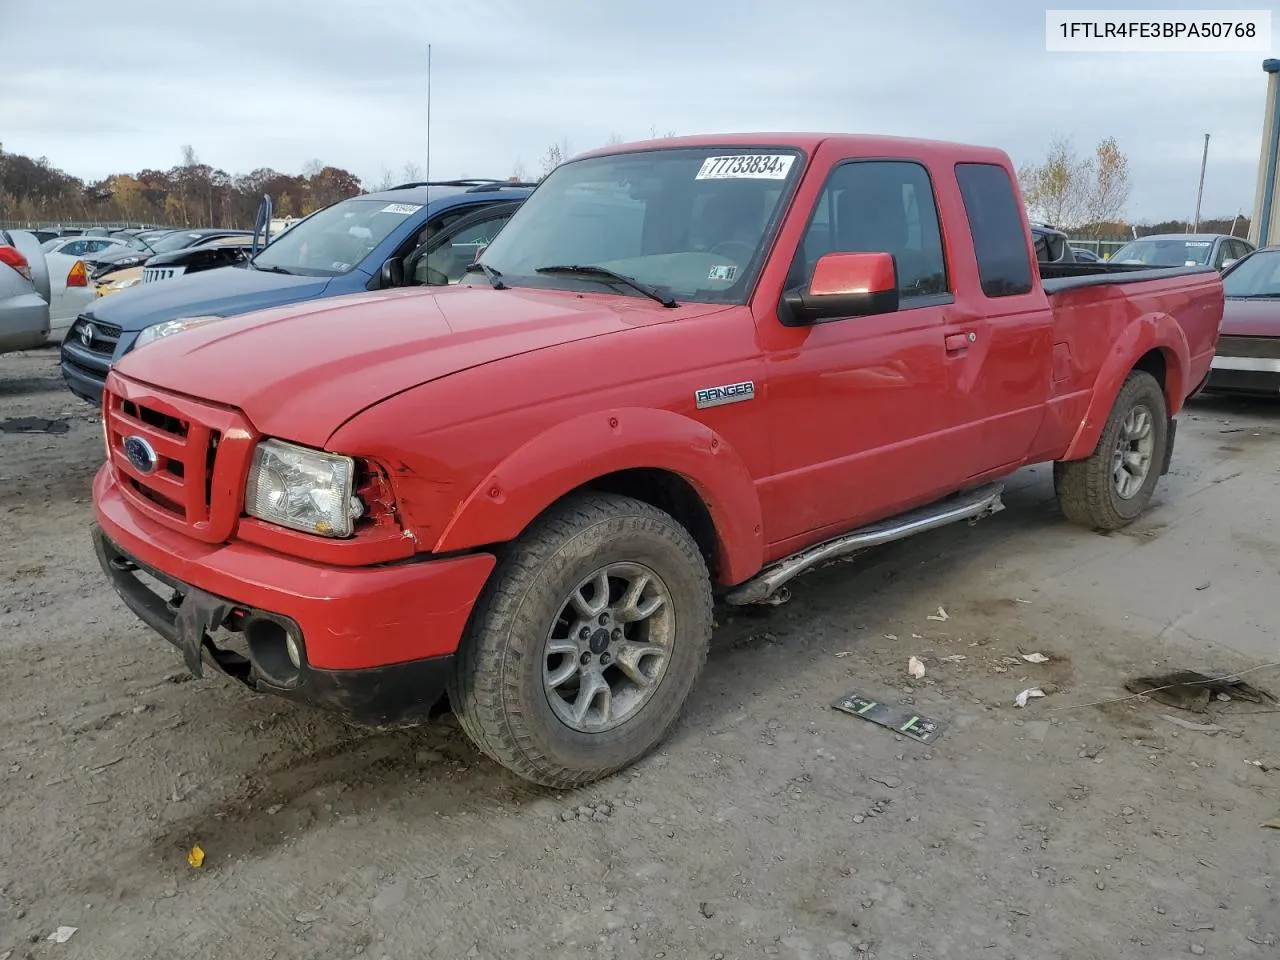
[0,230,50,354]
[1109,233,1255,272]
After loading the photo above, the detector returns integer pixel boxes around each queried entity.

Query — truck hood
[83,265,332,332]
[1221,296,1280,337]
[113,285,721,447]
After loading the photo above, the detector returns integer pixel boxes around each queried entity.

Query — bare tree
[1080,137,1131,232]
[402,161,424,183]
[1016,135,1091,229]
[302,158,325,180]
[604,132,625,146]
[539,138,572,179]
[510,157,527,182]
[372,166,395,192]
[648,126,677,139]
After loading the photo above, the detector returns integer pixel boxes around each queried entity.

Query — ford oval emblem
[123,435,158,474]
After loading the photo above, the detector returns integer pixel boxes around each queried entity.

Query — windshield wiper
[251,262,293,275]
[534,264,678,308]
[463,261,507,290]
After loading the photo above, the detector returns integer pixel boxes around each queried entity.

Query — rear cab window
[954,163,1034,297]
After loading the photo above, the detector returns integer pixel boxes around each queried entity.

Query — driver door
[411,202,522,286]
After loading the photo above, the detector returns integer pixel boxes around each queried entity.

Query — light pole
[426,43,432,184]
[1192,133,1209,233]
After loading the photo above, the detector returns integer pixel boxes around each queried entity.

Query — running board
[724,483,1006,606]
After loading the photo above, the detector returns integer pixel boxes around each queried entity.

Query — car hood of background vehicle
[114,285,720,448]
[84,265,332,331]
[1222,297,1280,337]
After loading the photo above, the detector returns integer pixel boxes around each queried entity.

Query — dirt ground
[1,345,1277,960]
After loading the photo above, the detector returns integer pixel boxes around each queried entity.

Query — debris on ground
[940,654,967,663]
[1261,818,1280,830]
[46,927,77,944]
[1124,670,1277,714]
[908,656,927,679]
[927,606,950,622]
[758,588,791,606]
[1021,653,1050,664]
[0,416,71,434]
[832,692,945,744]
[1015,688,1046,708]
[1161,714,1223,735]
[187,844,205,868]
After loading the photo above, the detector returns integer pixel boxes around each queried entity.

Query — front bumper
[1206,355,1280,395]
[92,464,497,725]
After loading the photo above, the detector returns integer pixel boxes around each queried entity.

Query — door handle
[945,331,976,353]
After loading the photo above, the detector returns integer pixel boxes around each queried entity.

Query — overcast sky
[0,0,1275,221]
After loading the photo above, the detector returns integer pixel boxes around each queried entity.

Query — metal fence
[1065,238,1131,258]
[0,219,165,231]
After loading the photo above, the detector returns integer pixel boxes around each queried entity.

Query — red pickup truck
[91,133,1223,787]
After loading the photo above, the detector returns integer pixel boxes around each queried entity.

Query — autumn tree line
[1016,135,1249,239]
[0,132,1247,238]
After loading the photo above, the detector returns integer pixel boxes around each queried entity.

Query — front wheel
[447,492,713,788]
[1054,370,1168,531]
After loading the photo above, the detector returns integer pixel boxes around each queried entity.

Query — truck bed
[1040,262,1223,418]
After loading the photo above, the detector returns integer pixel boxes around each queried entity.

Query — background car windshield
[149,231,209,253]
[477,147,803,303]
[1111,238,1213,266]
[252,198,422,275]
[1223,250,1280,296]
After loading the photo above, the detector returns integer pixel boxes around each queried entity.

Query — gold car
[95,266,143,297]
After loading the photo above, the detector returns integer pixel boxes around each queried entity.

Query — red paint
[809,251,896,296]
[1221,297,1280,337]
[98,132,1224,676]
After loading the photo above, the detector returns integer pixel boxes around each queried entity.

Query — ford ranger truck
[90,133,1224,788]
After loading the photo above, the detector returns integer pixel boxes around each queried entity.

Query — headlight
[245,439,365,538]
[133,315,224,350]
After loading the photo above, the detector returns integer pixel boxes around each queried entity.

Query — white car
[42,251,96,344]
[39,235,128,258]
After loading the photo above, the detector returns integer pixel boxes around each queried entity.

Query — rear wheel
[447,492,713,788]
[1054,370,1168,530]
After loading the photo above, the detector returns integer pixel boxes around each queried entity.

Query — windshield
[1222,250,1280,296]
[251,198,421,276]
[150,231,211,254]
[1111,237,1214,266]
[475,147,804,304]
[126,234,160,253]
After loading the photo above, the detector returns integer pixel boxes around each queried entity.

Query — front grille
[1216,335,1280,360]
[104,377,255,543]
[69,315,122,357]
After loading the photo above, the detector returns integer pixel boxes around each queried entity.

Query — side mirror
[1221,258,1237,270]
[378,256,405,288]
[782,252,899,325]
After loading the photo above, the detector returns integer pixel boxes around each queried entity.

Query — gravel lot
[2,345,1277,960]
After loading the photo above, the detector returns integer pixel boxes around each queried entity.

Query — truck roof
[578,132,1013,165]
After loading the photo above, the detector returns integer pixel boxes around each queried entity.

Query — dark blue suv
[61,179,533,404]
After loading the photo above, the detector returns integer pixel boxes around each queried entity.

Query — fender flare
[1062,312,1190,462]
[432,407,765,584]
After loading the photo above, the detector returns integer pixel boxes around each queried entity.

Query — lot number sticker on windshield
[696,155,794,180]
[380,203,422,215]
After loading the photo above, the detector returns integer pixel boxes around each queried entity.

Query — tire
[1054,370,1168,531]
[447,492,713,788]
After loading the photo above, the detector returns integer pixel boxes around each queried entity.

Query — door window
[416,213,515,284]
[788,160,949,303]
